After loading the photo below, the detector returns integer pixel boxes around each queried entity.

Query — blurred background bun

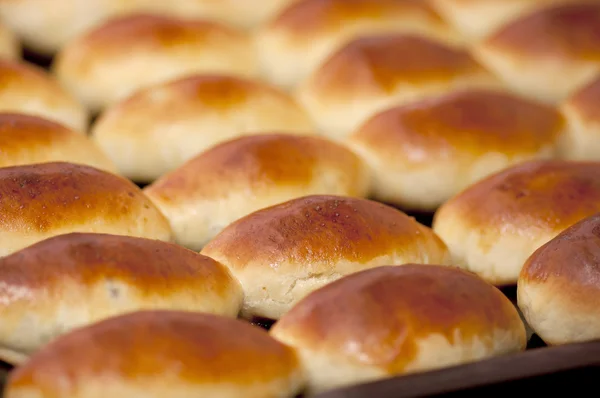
[296,34,501,140]
[5,311,304,398]
[560,75,600,160]
[0,233,242,365]
[349,89,563,211]
[91,75,314,183]
[433,160,600,286]
[518,213,600,345]
[0,113,115,172]
[474,3,600,104]
[271,265,526,394]
[0,21,19,59]
[430,0,582,43]
[0,162,172,256]
[144,133,370,250]
[256,0,461,90]
[53,14,259,113]
[0,60,87,132]
[202,195,450,320]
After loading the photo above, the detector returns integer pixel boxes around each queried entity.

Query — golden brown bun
[53,14,260,113]
[297,34,501,140]
[271,264,526,394]
[0,113,116,172]
[0,21,19,59]
[91,74,315,182]
[201,195,450,320]
[0,162,172,256]
[560,75,600,160]
[474,3,600,104]
[5,311,304,398]
[256,0,461,90]
[430,0,582,43]
[349,89,563,211]
[0,60,87,131]
[433,160,600,286]
[518,213,600,345]
[0,233,242,364]
[130,0,299,29]
[145,134,370,251]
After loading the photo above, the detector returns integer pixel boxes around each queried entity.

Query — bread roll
[433,160,600,286]
[430,0,581,43]
[91,74,315,182]
[131,0,298,29]
[201,195,450,320]
[145,134,370,250]
[0,60,87,132]
[518,213,600,345]
[297,34,501,140]
[0,21,19,59]
[560,75,600,160]
[256,0,461,90]
[5,311,304,398]
[53,14,259,113]
[0,162,172,256]
[474,3,600,104]
[349,89,563,211]
[271,264,526,394]
[0,233,242,365]
[0,113,115,172]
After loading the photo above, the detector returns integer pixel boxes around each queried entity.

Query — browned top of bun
[351,89,563,160]
[520,213,600,288]
[0,162,157,233]
[269,0,448,36]
[483,3,600,60]
[563,75,600,121]
[306,34,491,98]
[0,233,235,300]
[0,113,76,148]
[202,195,445,268]
[8,311,298,388]
[146,134,366,201]
[272,264,523,370]
[434,160,600,233]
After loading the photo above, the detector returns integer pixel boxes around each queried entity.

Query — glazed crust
[0,233,242,360]
[271,264,526,393]
[202,195,450,319]
[6,311,304,398]
[145,133,369,250]
[91,74,314,182]
[0,162,172,256]
[0,113,116,172]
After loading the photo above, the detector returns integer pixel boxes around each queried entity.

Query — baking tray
[2,50,595,397]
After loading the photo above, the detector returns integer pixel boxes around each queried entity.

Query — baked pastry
[0,233,242,365]
[201,195,450,320]
[518,213,600,345]
[144,133,370,250]
[0,162,172,256]
[91,74,314,182]
[0,60,87,132]
[430,0,581,42]
[271,264,526,394]
[131,0,298,29]
[297,34,501,140]
[560,75,600,160]
[0,21,19,59]
[256,0,461,90]
[53,14,260,113]
[433,160,600,286]
[349,89,563,211]
[5,311,304,398]
[474,2,600,104]
[0,113,116,172]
